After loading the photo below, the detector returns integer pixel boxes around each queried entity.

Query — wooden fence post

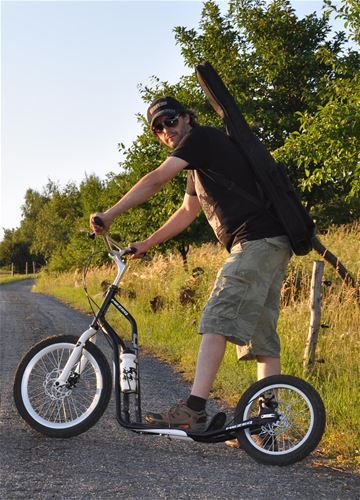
[11,263,14,276]
[303,261,325,374]
[25,262,28,275]
[32,261,36,274]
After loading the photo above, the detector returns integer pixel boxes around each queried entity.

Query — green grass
[34,223,360,468]
[0,274,37,285]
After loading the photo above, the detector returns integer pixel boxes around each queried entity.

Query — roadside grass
[0,274,37,285]
[34,223,360,467]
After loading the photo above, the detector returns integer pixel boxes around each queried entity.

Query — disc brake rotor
[43,369,72,401]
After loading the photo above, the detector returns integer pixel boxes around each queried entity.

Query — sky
[0,0,348,239]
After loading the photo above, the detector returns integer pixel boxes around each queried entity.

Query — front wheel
[14,335,112,438]
[234,375,326,466]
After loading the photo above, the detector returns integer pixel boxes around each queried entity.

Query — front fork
[54,326,98,387]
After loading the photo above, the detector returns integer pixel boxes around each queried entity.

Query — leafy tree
[31,182,82,262]
[274,0,360,223]
[173,0,355,150]
[19,188,49,241]
[0,229,32,273]
[79,174,105,216]
[0,189,48,271]
[274,73,359,223]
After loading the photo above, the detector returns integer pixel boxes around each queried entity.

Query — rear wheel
[235,375,326,465]
[14,335,111,438]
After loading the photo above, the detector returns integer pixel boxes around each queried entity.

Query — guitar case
[195,61,358,294]
[195,61,315,256]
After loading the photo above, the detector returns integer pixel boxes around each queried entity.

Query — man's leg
[256,355,280,380]
[144,333,226,430]
[190,333,227,399]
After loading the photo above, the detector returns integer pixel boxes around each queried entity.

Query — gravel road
[0,280,358,499]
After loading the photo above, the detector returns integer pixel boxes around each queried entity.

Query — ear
[183,113,191,125]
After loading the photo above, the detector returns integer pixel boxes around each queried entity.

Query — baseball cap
[147,96,186,128]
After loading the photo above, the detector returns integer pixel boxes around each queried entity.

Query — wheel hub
[43,369,72,400]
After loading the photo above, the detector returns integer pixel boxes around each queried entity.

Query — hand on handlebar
[90,212,112,235]
[128,240,152,259]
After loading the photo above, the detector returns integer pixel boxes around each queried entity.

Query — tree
[173,0,355,150]
[0,189,48,271]
[274,0,360,223]
[31,182,82,262]
[274,73,359,223]
[0,229,32,273]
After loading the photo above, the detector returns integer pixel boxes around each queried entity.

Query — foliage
[0,177,107,273]
[173,0,355,149]
[273,0,360,223]
[324,0,360,44]
[0,229,33,273]
[30,182,82,262]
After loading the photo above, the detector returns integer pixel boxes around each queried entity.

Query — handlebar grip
[125,247,137,255]
[92,215,104,227]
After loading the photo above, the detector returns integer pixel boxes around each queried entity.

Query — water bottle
[120,351,137,393]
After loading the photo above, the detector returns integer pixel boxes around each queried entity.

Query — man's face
[152,113,191,149]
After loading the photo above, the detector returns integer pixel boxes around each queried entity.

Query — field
[34,223,360,468]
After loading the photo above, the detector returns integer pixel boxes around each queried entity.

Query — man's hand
[89,212,112,234]
[128,239,153,259]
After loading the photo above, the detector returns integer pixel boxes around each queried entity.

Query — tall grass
[35,223,360,466]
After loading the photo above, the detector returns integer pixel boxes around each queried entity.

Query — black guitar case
[195,61,316,256]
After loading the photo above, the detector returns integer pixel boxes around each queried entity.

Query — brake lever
[79,228,96,240]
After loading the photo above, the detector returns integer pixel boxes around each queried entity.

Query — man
[90,96,291,432]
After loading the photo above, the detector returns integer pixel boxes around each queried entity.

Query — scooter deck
[118,411,277,443]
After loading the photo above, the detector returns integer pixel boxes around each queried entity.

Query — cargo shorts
[199,236,292,360]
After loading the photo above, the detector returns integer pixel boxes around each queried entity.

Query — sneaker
[144,401,207,431]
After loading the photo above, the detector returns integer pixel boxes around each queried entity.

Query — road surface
[0,280,358,499]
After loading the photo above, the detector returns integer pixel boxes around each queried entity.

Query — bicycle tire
[234,375,326,466]
[14,335,112,438]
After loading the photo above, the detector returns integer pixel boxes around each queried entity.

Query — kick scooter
[14,225,326,466]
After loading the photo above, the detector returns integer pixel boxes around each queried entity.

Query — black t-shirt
[171,126,284,251]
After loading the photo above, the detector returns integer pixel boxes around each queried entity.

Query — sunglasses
[152,115,180,134]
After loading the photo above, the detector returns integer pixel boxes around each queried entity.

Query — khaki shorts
[199,236,292,360]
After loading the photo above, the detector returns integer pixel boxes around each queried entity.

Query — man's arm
[90,156,188,233]
[130,193,201,257]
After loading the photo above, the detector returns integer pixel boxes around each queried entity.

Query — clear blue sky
[1,0,345,238]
